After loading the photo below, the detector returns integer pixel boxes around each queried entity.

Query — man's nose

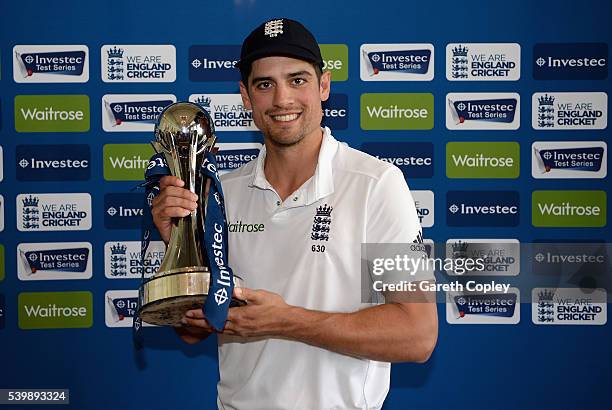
[272,83,293,108]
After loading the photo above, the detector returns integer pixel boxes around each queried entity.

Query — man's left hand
[184,287,293,338]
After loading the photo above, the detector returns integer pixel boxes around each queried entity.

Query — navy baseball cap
[237,18,323,71]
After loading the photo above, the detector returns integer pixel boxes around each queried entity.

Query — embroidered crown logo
[451,45,469,79]
[110,243,128,276]
[537,289,555,322]
[311,204,333,241]
[107,46,125,81]
[194,96,212,110]
[452,240,469,259]
[22,195,40,230]
[264,19,284,37]
[537,94,555,128]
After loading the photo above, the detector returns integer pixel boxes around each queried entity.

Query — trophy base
[138,268,244,326]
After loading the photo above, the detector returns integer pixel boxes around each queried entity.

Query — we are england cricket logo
[446,93,520,130]
[17,193,92,231]
[532,141,607,179]
[13,45,89,83]
[102,94,176,132]
[104,241,165,279]
[17,242,92,281]
[446,43,520,81]
[101,45,176,82]
[445,239,520,276]
[533,288,607,325]
[189,94,256,131]
[532,92,607,130]
[360,44,434,81]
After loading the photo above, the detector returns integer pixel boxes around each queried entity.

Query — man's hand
[151,176,198,244]
[184,288,292,338]
[174,324,213,345]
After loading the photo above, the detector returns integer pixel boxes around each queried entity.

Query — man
[151,18,437,410]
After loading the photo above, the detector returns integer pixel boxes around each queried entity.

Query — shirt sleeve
[365,165,422,244]
[364,166,433,290]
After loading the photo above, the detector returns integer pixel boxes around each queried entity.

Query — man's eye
[256,81,272,89]
[292,78,306,85]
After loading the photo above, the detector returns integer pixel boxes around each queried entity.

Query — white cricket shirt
[217,127,422,410]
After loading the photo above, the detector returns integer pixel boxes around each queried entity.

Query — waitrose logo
[15,95,90,132]
[18,291,93,329]
[447,142,520,178]
[320,44,348,82]
[532,191,606,227]
[361,93,434,130]
[104,144,155,181]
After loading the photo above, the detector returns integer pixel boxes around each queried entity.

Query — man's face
[240,56,331,147]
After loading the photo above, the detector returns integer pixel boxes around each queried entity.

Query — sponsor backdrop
[0,1,610,409]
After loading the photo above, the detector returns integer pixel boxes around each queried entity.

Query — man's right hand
[151,176,199,244]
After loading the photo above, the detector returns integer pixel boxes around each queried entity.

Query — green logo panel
[0,244,4,282]
[360,93,434,130]
[18,291,93,329]
[320,44,348,82]
[15,95,90,132]
[104,144,155,181]
[446,142,520,178]
[532,190,606,227]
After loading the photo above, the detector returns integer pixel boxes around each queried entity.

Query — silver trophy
[138,102,243,326]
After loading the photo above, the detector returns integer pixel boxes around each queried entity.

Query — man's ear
[319,70,331,102]
[239,81,253,110]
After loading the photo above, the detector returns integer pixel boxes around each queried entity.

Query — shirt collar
[249,127,338,204]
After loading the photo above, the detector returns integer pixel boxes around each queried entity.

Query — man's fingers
[159,176,184,189]
[234,287,264,304]
[182,317,213,330]
[185,309,205,319]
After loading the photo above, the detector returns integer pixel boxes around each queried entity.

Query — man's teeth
[272,113,299,122]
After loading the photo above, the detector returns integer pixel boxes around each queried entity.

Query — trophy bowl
[138,102,243,327]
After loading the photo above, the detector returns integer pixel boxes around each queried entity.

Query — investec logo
[360,43,434,81]
[447,191,520,227]
[104,241,165,279]
[15,95,90,132]
[105,290,154,328]
[446,43,520,81]
[105,193,144,229]
[17,242,92,281]
[447,289,520,324]
[532,190,606,227]
[104,144,155,181]
[189,94,256,131]
[360,93,433,130]
[445,239,520,276]
[13,45,89,83]
[412,190,434,228]
[532,92,607,130]
[16,144,90,181]
[446,141,520,179]
[322,94,349,130]
[18,291,93,329]
[101,45,176,83]
[102,94,175,132]
[533,288,607,325]
[361,142,434,178]
[446,93,520,130]
[16,193,92,232]
[189,45,241,82]
[532,141,607,179]
[534,43,608,80]
[215,143,262,174]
